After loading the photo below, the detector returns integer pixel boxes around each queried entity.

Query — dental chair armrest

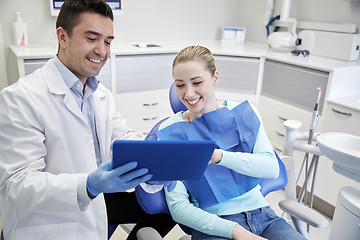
[136,227,163,240]
[278,200,328,228]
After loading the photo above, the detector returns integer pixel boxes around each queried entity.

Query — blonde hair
[172,45,216,76]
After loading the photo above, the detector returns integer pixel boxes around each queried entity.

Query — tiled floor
[111,189,332,240]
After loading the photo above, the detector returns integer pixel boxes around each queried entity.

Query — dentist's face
[57,12,114,84]
[173,61,219,119]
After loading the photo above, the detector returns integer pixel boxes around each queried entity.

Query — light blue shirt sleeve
[165,182,236,239]
[217,100,279,179]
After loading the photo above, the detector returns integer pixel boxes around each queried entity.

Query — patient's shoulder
[158,112,184,131]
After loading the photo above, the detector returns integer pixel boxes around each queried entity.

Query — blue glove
[146,181,177,192]
[87,161,152,197]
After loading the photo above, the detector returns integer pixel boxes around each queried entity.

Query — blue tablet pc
[112,140,217,181]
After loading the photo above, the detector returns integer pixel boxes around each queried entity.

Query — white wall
[0,21,8,91]
[1,0,359,85]
[0,0,239,84]
[236,0,360,45]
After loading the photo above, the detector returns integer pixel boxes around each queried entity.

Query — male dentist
[0,0,175,239]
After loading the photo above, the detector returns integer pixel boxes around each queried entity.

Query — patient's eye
[176,84,185,88]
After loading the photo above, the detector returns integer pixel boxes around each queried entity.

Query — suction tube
[264,0,274,25]
[281,0,292,21]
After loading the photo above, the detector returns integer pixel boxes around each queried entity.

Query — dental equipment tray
[112,140,216,181]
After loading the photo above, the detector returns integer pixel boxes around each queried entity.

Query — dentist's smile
[87,57,102,64]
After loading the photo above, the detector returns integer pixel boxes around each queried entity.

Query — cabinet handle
[275,130,285,137]
[143,116,159,121]
[278,115,288,122]
[274,146,283,152]
[143,102,159,107]
[332,108,352,117]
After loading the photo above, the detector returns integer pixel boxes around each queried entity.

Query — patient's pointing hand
[147,181,177,192]
[209,149,223,164]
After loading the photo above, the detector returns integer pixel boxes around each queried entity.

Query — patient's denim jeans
[191,206,306,240]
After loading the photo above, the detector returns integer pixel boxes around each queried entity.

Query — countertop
[10,40,360,72]
[10,41,360,111]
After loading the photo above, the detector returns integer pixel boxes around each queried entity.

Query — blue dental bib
[156,100,262,209]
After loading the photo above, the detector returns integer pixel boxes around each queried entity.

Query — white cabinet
[10,52,112,91]
[23,58,50,76]
[115,53,175,93]
[259,59,329,153]
[114,53,176,138]
[261,60,329,114]
[116,89,171,137]
[213,55,260,104]
[214,55,260,94]
[258,59,360,207]
[315,102,360,206]
[258,59,334,206]
[258,96,314,153]
[114,54,261,138]
[323,102,360,136]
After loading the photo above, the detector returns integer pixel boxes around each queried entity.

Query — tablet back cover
[112,140,216,181]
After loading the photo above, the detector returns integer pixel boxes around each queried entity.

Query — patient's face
[173,61,219,119]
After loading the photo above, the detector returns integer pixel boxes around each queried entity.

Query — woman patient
[156,45,306,240]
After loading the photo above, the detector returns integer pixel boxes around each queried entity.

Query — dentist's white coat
[0,59,138,240]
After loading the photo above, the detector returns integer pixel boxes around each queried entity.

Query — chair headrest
[169,82,187,113]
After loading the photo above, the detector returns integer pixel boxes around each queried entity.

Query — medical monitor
[49,0,122,17]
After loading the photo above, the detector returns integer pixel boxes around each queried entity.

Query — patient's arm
[212,123,279,179]
[232,224,267,240]
[165,181,237,239]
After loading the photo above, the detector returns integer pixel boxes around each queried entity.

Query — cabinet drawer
[97,60,112,90]
[216,91,256,106]
[258,96,314,132]
[125,112,170,136]
[116,89,170,117]
[23,58,112,90]
[115,54,175,93]
[214,55,260,94]
[263,121,286,147]
[262,60,328,114]
[323,103,360,136]
[24,58,50,75]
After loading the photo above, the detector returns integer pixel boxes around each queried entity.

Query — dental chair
[134,83,326,240]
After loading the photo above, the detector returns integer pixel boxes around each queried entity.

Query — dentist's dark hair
[56,0,113,37]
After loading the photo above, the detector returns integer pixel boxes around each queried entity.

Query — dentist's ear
[213,71,219,85]
[56,27,69,49]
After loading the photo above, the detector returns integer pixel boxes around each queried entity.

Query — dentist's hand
[146,181,177,192]
[87,161,152,198]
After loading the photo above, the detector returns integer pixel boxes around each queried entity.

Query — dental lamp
[265,0,316,54]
